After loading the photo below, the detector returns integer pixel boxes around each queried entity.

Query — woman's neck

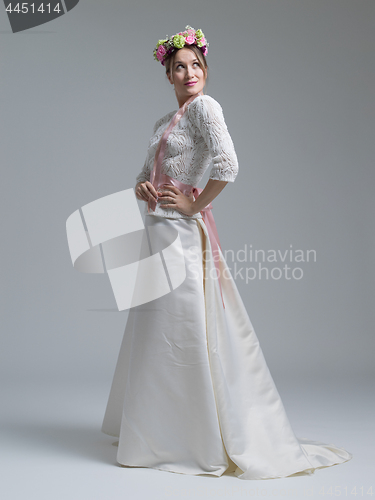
[175,90,204,109]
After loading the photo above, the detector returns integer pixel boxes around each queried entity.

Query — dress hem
[104,427,353,481]
[116,460,225,478]
[113,455,353,481]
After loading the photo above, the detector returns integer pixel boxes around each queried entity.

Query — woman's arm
[192,179,228,212]
[135,117,168,201]
[188,96,239,184]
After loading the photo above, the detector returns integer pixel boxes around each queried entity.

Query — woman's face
[167,48,206,101]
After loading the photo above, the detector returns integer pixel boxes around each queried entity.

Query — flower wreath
[153,25,209,66]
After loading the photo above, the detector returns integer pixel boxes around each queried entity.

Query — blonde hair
[165,46,208,82]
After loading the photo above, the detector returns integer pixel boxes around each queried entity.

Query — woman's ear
[166,72,173,85]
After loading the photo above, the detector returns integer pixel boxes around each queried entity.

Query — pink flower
[202,46,208,56]
[156,45,166,61]
[185,35,195,45]
[200,37,206,46]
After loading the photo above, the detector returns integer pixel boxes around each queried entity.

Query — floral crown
[153,25,209,66]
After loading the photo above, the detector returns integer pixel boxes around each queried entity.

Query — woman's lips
[185,81,197,86]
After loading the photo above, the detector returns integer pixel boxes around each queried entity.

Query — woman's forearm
[191,179,228,213]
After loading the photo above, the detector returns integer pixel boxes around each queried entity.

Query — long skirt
[101,213,352,480]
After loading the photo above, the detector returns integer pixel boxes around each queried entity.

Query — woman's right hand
[135,181,160,203]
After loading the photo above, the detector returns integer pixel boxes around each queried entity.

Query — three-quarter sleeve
[135,119,160,185]
[135,137,154,185]
[188,95,239,182]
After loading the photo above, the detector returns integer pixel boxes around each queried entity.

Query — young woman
[101,26,352,480]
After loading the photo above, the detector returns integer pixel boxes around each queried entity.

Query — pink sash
[147,92,226,309]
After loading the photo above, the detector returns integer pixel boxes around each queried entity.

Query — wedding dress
[100,95,352,479]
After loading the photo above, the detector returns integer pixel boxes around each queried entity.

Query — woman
[101,26,352,479]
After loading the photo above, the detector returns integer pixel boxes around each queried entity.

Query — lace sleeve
[188,95,239,182]
[135,138,154,185]
[135,121,159,185]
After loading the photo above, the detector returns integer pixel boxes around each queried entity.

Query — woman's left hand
[158,185,196,216]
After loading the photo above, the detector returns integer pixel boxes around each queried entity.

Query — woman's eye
[176,63,199,69]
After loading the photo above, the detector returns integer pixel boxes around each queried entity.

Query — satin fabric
[101,214,352,479]
[148,168,225,308]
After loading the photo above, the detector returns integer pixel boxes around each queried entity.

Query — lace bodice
[136,94,239,219]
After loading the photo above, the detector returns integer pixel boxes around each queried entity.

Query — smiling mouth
[185,81,197,86]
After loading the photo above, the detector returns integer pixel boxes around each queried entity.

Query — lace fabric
[135,95,239,219]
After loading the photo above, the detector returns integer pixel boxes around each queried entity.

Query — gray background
[1,1,374,499]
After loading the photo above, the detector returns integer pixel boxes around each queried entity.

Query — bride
[101,25,352,480]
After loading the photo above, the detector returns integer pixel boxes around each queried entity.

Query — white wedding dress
[100,95,352,479]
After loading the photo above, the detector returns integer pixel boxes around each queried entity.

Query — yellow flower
[173,35,186,49]
[156,39,167,48]
[195,29,204,40]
